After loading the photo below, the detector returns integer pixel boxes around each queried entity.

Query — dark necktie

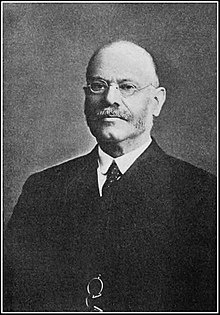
[102,160,122,197]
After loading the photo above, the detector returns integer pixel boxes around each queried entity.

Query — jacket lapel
[65,146,99,196]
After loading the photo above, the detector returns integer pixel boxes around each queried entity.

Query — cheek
[85,95,106,113]
[127,97,152,119]
[84,97,98,113]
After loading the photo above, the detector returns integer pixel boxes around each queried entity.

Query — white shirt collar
[98,138,152,175]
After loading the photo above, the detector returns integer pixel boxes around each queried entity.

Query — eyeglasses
[86,79,153,98]
[85,274,104,312]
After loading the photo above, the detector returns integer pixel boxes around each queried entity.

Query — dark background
[3,2,217,225]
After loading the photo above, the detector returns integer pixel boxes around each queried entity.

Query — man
[4,40,216,312]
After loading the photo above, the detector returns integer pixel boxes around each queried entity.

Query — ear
[152,87,166,117]
[83,86,88,95]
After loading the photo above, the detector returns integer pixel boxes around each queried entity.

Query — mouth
[95,114,127,121]
[102,115,122,119]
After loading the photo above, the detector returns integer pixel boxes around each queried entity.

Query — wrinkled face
[84,45,163,146]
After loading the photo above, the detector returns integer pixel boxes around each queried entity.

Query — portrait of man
[3,2,217,313]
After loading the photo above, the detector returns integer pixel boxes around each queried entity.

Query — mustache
[86,108,133,121]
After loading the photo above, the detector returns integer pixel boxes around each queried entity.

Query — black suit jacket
[4,139,217,312]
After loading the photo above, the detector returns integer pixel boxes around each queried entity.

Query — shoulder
[149,140,215,184]
[23,148,97,191]
[147,140,216,204]
[151,145,217,239]
[160,151,216,223]
[147,139,216,187]
[165,153,216,192]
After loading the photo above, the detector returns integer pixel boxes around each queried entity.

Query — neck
[98,135,152,158]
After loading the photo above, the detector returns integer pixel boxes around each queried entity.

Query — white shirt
[97,138,152,196]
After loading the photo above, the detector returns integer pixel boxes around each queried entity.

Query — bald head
[86,40,159,87]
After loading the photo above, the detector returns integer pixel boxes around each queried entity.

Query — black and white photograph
[2,1,217,312]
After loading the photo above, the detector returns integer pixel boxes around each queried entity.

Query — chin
[91,127,137,144]
[88,121,148,144]
[94,132,122,143]
[89,127,121,142]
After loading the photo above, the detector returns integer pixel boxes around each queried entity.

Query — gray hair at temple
[86,40,160,88]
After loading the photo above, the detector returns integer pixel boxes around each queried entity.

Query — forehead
[88,45,155,84]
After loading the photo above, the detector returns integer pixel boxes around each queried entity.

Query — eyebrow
[87,75,140,86]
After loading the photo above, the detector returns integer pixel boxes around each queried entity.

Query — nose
[105,84,121,106]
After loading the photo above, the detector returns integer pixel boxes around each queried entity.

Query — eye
[90,81,107,92]
[119,83,136,92]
